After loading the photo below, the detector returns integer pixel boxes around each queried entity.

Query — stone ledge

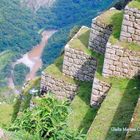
[120,5,140,45]
[63,45,97,82]
[40,72,78,100]
[103,42,140,78]
[88,10,121,54]
[90,78,111,107]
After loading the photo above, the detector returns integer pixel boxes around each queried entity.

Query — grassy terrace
[98,7,140,51]
[67,82,98,133]
[43,27,100,134]
[87,78,140,140]
[44,55,77,84]
[128,0,140,10]
[0,104,13,127]
[126,98,140,140]
[68,26,93,56]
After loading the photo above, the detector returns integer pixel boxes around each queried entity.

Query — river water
[8,30,56,89]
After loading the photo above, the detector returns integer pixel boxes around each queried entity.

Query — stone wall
[88,18,112,54]
[41,72,78,100]
[103,42,140,78]
[90,78,111,107]
[120,6,140,44]
[62,45,97,82]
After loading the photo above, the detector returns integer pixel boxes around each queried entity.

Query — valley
[0,0,136,140]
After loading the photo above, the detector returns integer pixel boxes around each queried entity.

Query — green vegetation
[0,0,40,53]
[11,77,41,122]
[0,51,15,86]
[87,78,140,140]
[9,96,86,139]
[13,63,30,86]
[126,98,140,140]
[0,0,119,86]
[0,104,13,127]
[5,130,43,140]
[106,8,140,51]
[97,10,121,25]
[96,9,124,46]
[21,77,41,111]
[68,27,92,55]
[128,0,140,10]
[68,25,81,40]
[67,82,98,133]
[0,87,15,104]
[44,55,77,84]
[40,0,118,66]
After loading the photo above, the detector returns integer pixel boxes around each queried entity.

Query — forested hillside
[0,0,40,53]
[0,0,119,88]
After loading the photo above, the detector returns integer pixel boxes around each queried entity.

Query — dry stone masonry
[103,42,140,78]
[40,3,140,106]
[90,78,111,107]
[120,5,140,44]
[41,72,78,100]
[62,45,97,82]
[88,18,113,54]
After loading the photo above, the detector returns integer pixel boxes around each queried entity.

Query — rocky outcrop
[90,78,111,107]
[88,18,112,54]
[120,5,140,44]
[103,42,140,78]
[41,72,78,100]
[63,45,97,82]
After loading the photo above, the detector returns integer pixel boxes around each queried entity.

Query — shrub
[9,96,86,139]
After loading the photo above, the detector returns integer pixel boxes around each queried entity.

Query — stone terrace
[120,3,140,44]
[88,10,120,54]
[63,27,97,82]
[103,42,140,78]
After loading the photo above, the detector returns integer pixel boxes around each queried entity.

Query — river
[8,30,57,89]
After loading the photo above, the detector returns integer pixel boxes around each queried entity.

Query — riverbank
[8,30,57,89]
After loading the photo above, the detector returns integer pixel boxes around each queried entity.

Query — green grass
[87,78,140,140]
[97,10,121,25]
[0,51,14,70]
[44,55,78,84]
[126,98,140,140]
[107,7,140,51]
[0,50,15,85]
[109,11,123,44]
[0,104,13,127]
[0,87,15,104]
[67,82,98,133]
[128,0,140,10]
[68,26,94,56]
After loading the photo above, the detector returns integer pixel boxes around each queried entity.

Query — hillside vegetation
[0,0,119,88]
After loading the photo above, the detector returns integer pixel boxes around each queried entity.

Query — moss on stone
[108,9,140,51]
[128,0,140,10]
[87,78,140,140]
[44,55,78,84]
[68,26,94,56]
[96,10,121,25]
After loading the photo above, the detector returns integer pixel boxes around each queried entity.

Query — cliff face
[21,0,55,11]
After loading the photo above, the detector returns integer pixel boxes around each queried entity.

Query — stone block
[128,27,135,34]
[90,78,111,107]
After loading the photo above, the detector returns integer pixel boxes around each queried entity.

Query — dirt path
[8,30,56,88]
